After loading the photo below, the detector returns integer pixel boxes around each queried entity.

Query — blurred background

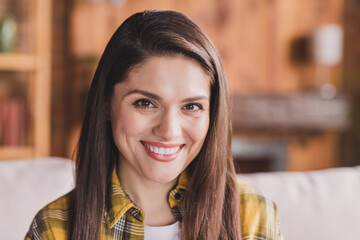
[0,0,359,173]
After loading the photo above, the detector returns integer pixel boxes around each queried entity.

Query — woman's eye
[133,99,156,109]
[183,103,203,111]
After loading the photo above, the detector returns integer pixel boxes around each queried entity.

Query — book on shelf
[0,98,26,146]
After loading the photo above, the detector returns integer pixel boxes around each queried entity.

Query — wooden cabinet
[0,0,52,159]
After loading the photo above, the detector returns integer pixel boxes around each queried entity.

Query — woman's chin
[145,170,180,184]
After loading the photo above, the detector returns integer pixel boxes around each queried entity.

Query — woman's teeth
[144,144,180,155]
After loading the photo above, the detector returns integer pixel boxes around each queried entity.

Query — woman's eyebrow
[181,96,209,103]
[125,89,162,100]
[125,89,209,102]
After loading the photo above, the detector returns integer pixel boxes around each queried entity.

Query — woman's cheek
[120,111,154,136]
[187,115,210,142]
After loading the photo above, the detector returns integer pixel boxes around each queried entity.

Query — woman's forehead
[114,56,211,100]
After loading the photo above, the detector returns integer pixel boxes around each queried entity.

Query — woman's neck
[117,162,178,226]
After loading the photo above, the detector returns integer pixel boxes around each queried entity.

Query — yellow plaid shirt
[25,169,283,240]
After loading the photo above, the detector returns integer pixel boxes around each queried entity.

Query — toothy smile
[141,141,183,156]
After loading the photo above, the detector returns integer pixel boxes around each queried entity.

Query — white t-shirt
[144,221,181,240]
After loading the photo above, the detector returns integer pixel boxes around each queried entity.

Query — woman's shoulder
[25,191,74,240]
[237,178,273,202]
[237,179,283,240]
[237,178,277,216]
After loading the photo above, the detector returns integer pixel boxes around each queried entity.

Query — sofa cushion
[2,157,359,240]
[238,166,360,240]
[0,157,75,240]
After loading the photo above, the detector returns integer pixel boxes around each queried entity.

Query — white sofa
[239,166,360,240]
[0,158,75,240]
[1,157,359,240]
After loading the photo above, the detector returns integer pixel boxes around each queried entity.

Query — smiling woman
[25,10,283,240]
[111,56,210,186]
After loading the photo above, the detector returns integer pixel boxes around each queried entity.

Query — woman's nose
[153,108,182,141]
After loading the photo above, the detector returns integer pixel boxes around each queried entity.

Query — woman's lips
[141,141,184,162]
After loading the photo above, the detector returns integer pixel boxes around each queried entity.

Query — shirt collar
[104,167,188,228]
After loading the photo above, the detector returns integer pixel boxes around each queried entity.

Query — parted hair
[71,10,241,240]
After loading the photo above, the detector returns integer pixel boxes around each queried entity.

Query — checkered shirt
[25,169,283,240]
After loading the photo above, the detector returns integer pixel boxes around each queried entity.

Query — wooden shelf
[0,53,36,71]
[0,146,34,160]
[232,93,350,131]
[0,0,51,160]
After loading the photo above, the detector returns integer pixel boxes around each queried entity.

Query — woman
[26,10,283,240]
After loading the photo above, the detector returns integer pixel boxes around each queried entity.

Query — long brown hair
[71,10,240,240]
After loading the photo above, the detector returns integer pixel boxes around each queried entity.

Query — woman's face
[110,56,210,184]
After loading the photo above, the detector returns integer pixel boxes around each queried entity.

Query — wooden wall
[64,0,348,171]
[341,0,360,167]
[71,0,343,94]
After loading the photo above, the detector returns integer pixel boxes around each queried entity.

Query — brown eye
[133,99,156,109]
[183,103,203,111]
